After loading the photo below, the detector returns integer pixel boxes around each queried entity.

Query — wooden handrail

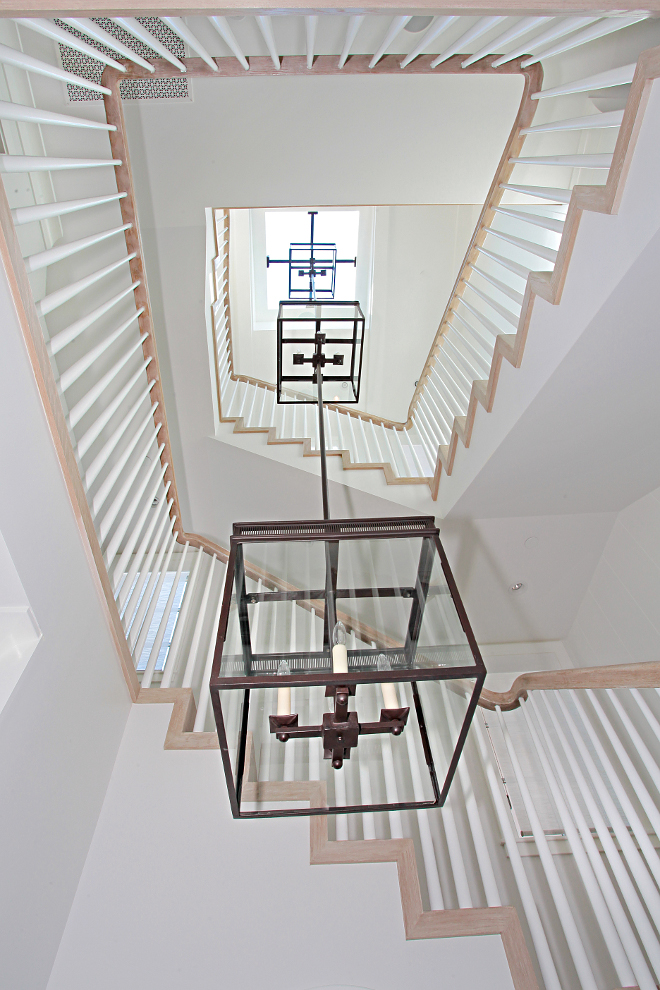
[478,661,660,712]
[9,47,660,702]
[407,60,542,428]
[429,43,660,499]
[102,54,536,439]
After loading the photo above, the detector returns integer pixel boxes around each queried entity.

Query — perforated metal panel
[55,17,190,102]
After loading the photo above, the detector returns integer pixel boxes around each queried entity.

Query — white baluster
[400,681,444,909]
[49,283,140,356]
[133,531,179,663]
[76,359,152,456]
[161,16,218,70]
[379,424,399,477]
[25,224,131,274]
[0,102,118,133]
[538,692,660,981]
[85,387,156,489]
[93,413,160,516]
[0,41,111,94]
[440,685,500,906]
[193,587,226,732]
[551,692,660,960]
[111,463,171,588]
[473,714,562,990]
[160,547,205,688]
[122,498,172,626]
[119,484,171,613]
[491,15,600,67]
[59,311,144,393]
[208,16,249,70]
[113,17,187,72]
[571,691,660,891]
[532,64,636,100]
[338,15,364,69]
[181,556,217,688]
[526,695,649,990]
[105,454,166,569]
[589,690,660,844]
[0,154,119,171]
[61,17,155,71]
[37,254,136,317]
[522,13,649,66]
[141,542,190,689]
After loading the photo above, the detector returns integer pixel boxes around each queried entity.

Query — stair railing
[5,23,660,987]
[0,20,232,705]
[209,207,434,485]
[412,42,660,498]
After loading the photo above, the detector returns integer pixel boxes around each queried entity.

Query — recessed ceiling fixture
[524,536,538,549]
[510,582,524,592]
[404,16,434,32]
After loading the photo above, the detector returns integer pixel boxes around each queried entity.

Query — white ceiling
[125,71,523,216]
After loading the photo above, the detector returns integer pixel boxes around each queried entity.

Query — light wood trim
[103,68,186,540]
[429,43,660,498]
[409,60,542,429]
[1,2,652,15]
[136,687,218,748]
[200,55,535,442]
[139,711,538,990]
[111,52,535,82]
[479,660,660,712]
[0,162,140,701]
[100,55,535,490]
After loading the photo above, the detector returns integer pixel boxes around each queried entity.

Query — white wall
[46,703,516,990]
[566,484,660,667]
[0,241,132,987]
[121,70,521,528]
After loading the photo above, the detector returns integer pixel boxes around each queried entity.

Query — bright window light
[122,570,189,673]
[265,210,359,309]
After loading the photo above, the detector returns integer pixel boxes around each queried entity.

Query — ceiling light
[510,582,524,592]
[524,537,538,549]
[404,16,434,32]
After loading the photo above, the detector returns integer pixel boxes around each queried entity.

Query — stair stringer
[221,414,432,487]
[430,43,660,501]
[136,685,539,990]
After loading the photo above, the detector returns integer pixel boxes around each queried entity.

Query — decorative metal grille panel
[55,17,190,102]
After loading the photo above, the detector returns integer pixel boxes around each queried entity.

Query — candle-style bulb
[333,621,346,647]
[331,621,348,674]
[377,653,398,710]
[277,659,291,675]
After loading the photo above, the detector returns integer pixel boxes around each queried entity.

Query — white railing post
[473,713,562,990]
[160,547,205,689]
[527,694,652,990]
[141,542,190,689]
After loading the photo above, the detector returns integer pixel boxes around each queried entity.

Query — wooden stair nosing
[430,44,660,500]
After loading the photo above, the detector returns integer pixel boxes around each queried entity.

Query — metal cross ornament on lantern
[266,211,357,301]
[209,283,485,820]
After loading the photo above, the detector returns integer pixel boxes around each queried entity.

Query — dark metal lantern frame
[276,300,365,406]
[209,516,486,820]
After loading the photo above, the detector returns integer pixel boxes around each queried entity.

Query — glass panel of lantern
[210,516,485,819]
[276,300,364,405]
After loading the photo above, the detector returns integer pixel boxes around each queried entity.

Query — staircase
[208,28,660,505]
[3,15,660,990]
